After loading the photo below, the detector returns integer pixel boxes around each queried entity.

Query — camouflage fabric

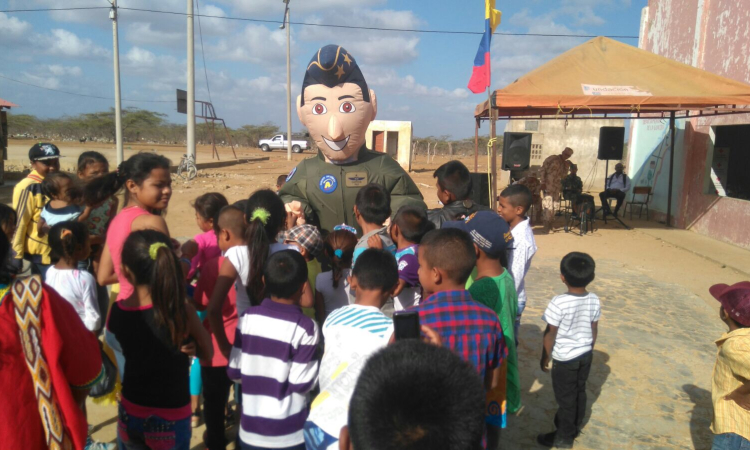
[539,154,569,227]
[561,174,583,200]
[513,176,542,222]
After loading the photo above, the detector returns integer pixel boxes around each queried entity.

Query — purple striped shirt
[228,298,319,448]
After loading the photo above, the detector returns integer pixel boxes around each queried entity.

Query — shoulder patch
[286,167,297,182]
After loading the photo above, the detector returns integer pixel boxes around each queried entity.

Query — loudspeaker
[469,173,492,207]
[598,127,625,160]
[502,132,532,171]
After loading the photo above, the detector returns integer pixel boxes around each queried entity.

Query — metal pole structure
[187,0,196,161]
[488,89,497,211]
[110,0,124,165]
[474,118,479,172]
[667,111,676,227]
[282,1,292,161]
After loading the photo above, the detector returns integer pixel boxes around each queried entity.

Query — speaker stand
[595,160,631,230]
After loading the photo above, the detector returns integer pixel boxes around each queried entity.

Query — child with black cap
[709,281,750,449]
[444,211,519,443]
[12,143,61,277]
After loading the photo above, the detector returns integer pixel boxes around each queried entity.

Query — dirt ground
[7,139,750,448]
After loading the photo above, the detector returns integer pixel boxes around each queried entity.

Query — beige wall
[365,120,413,172]
[504,118,626,191]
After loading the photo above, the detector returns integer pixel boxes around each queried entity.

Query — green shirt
[279,147,426,234]
[468,270,521,413]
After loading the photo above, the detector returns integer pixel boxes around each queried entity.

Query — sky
[0,0,646,139]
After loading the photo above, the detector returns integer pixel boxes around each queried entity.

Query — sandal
[191,412,201,428]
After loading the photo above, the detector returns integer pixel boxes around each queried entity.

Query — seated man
[427,160,488,228]
[599,163,631,217]
[561,163,583,213]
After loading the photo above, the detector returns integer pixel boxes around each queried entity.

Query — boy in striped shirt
[228,250,320,450]
[538,252,601,448]
[304,248,399,450]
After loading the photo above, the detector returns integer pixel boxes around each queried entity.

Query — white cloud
[21,72,60,89]
[48,65,83,77]
[299,9,422,66]
[215,0,385,17]
[122,47,184,90]
[0,12,32,40]
[34,29,110,59]
[366,68,469,100]
[206,24,289,65]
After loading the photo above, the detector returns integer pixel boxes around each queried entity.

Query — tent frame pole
[489,90,497,211]
[667,111,676,228]
[474,119,479,172]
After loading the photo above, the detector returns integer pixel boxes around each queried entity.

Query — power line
[0,74,173,103]
[0,6,640,39]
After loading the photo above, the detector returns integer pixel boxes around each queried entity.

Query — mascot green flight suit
[279,45,425,233]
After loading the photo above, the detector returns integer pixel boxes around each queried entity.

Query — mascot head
[298,45,377,163]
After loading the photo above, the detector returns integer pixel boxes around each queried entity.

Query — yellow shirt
[11,171,51,264]
[712,328,750,440]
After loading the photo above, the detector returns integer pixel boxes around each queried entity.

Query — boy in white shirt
[497,184,538,337]
[304,248,399,450]
[538,252,600,448]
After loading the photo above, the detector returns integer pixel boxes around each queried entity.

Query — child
[38,172,91,235]
[445,211,519,436]
[342,340,486,450]
[45,221,100,332]
[106,229,212,447]
[538,252,600,448]
[315,228,357,324]
[708,282,750,449]
[282,223,324,319]
[305,248,399,450]
[199,206,243,450]
[181,192,228,279]
[228,250,319,450]
[77,151,118,330]
[0,204,18,275]
[12,143,61,277]
[427,160,488,228]
[353,183,395,265]
[412,228,506,394]
[276,174,287,193]
[86,152,175,302]
[389,205,434,311]
[498,184,537,336]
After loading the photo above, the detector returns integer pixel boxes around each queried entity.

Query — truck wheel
[292,145,302,153]
[260,144,270,152]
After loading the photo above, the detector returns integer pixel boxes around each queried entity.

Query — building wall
[365,120,413,172]
[629,0,750,249]
[505,118,625,190]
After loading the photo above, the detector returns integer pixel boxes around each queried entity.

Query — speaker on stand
[596,126,629,229]
[502,132,532,175]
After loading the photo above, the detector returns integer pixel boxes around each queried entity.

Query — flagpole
[488,86,497,210]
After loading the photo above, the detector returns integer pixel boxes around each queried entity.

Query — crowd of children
[6,144,748,450]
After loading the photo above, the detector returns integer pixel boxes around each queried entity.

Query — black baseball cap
[443,211,514,258]
[29,143,61,161]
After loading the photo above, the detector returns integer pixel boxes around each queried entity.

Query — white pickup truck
[258,134,309,153]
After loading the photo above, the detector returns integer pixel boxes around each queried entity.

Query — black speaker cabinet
[502,132,532,171]
[469,172,493,207]
[598,127,625,160]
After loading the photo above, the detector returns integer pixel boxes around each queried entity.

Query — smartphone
[393,311,421,341]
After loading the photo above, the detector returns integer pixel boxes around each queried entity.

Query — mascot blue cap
[301,45,370,106]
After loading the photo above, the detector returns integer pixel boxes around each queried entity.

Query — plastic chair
[625,186,652,220]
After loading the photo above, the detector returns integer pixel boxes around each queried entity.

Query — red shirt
[195,255,238,367]
[0,283,103,450]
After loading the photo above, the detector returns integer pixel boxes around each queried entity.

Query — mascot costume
[280,45,425,233]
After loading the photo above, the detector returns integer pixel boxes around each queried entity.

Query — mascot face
[298,45,377,163]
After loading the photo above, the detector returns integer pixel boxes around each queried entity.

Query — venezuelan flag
[468,0,501,94]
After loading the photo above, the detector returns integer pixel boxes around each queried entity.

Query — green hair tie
[250,207,271,225]
[149,242,169,260]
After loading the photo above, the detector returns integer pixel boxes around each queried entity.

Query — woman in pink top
[181,192,228,280]
[84,153,174,301]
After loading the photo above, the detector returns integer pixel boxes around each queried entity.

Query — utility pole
[110,0,124,165]
[281,0,292,161]
[187,0,196,161]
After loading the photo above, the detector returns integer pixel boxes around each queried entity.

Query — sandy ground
[6,139,750,448]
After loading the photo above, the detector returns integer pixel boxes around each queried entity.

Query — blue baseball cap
[443,211,514,258]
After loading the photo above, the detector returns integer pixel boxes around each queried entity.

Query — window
[525,120,539,131]
[711,125,750,200]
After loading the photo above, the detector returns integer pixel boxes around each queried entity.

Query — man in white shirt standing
[599,163,631,217]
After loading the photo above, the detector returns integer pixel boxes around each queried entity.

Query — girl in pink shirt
[181,192,228,280]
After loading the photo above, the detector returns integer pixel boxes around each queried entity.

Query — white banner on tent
[581,84,652,96]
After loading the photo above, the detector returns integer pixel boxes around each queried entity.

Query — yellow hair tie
[148,242,169,260]
[250,207,271,225]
